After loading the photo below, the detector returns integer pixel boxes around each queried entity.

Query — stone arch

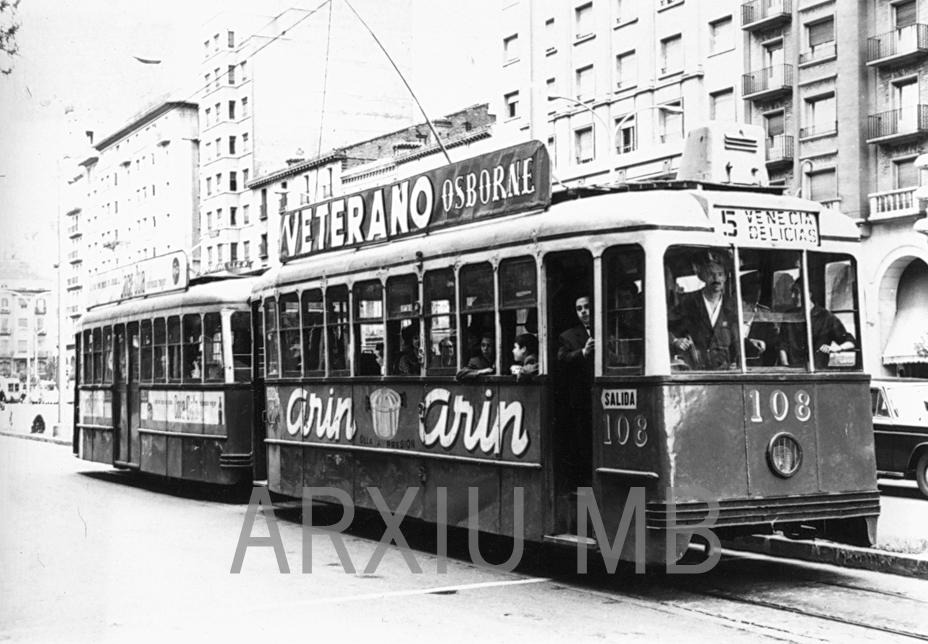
[871,247,928,376]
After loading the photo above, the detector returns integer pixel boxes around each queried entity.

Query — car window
[885,385,928,425]
[871,388,890,418]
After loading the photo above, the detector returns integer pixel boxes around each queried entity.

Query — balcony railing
[799,122,837,138]
[867,24,928,66]
[67,224,82,238]
[868,187,920,219]
[742,65,792,100]
[867,105,928,142]
[68,251,82,264]
[799,41,836,65]
[765,134,793,164]
[741,0,791,31]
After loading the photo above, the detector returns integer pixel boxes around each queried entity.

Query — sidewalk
[2,416,925,578]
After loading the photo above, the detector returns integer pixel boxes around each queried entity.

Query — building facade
[496,0,928,377]
[197,4,416,276]
[0,262,55,388]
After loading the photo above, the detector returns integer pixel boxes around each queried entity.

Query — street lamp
[547,97,685,184]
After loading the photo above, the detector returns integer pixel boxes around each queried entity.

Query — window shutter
[810,170,837,201]
[896,1,917,28]
[808,19,834,47]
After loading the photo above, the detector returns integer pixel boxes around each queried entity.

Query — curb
[0,430,72,446]
[726,535,928,579]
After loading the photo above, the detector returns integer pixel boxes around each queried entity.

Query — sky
[0,0,497,280]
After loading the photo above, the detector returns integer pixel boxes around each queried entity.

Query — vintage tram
[251,123,879,563]
[74,252,260,486]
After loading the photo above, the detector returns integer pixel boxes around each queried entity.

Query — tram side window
[424,269,456,374]
[499,258,538,374]
[127,322,139,383]
[203,313,223,382]
[153,318,167,381]
[738,248,803,370]
[231,312,251,382]
[386,275,420,376]
[665,247,740,372]
[82,330,93,384]
[92,328,103,384]
[279,292,302,378]
[460,262,496,374]
[355,280,385,376]
[102,326,113,384]
[140,321,152,383]
[603,246,644,373]
[326,286,349,375]
[183,314,203,381]
[805,253,860,371]
[301,289,325,376]
[167,316,183,382]
[264,299,280,378]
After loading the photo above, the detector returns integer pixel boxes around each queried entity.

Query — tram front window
[604,246,644,372]
[666,247,740,372]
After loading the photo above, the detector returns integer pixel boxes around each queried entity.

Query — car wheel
[917,452,928,499]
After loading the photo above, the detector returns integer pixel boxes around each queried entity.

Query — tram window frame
[279,292,302,378]
[231,311,251,382]
[326,285,350,375]
[92,328,103,384]
[127,321,140,383]
[738,248,805,371]
[603,245,645,374]
[102,326,113,384]
[82,329,93,384]
[183,314,203,382]
[386,274,420,376]
[354,280,385,376]
[424,268,457,375]
[167,316,183,382]
[665,246,741,373]
[301,289,325,376]
[153,318,167,381]
[140,319,153,382]
[460,262,497,374]
[805,252,861,371]
[203,312,223,382]
[115,324,127,382]
[499,257,539,375]
[264,298,280,379]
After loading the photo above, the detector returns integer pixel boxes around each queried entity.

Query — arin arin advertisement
[230,486,722,575]
[278,141,551,260]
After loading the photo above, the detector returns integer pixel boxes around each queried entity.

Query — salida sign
[279,141,551,261]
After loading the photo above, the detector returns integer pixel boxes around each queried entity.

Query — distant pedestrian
[31,414,45,434]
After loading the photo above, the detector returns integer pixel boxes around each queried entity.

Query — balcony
[68,224,82,238]
[867,105,928,144]
[799,41,836,65]
[742,65,792,101]
[868,187,921,220]
[68,250,82,264]
[799,122,837,139]
[741,0,791,31]
[66,276,82,291]
[867,25,928,68]
[765,134,793,167]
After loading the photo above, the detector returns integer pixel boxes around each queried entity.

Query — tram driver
[668,252,741,371]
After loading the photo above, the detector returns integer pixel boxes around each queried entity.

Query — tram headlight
[767,433,802,478]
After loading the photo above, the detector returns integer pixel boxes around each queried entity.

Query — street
[2,436,928,643]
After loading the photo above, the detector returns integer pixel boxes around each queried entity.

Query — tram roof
[254,186,861,295]
[80,277,256,328]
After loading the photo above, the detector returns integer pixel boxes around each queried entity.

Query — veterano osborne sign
[279,141,551,261]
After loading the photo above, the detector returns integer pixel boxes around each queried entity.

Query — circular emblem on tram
[369,388,402,440]
[767,432,803,478]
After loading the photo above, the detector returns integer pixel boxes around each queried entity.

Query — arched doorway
[881,258,928,378]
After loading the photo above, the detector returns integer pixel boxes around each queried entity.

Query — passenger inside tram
[510,333,539,381]
[740,271,780,367]
[668,251,741,371]
[778,280,856,369]
[456,331,495,380]
[395,323,422,375]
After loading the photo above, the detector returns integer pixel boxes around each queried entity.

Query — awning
[882,260,928,365]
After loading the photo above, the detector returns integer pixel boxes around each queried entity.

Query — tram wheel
[916,451,928,499]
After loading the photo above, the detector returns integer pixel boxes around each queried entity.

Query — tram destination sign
[279,141,551,261]
[712,207,820,248]
[87,250,189,309]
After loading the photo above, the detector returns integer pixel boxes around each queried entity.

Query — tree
[0,0,21,76]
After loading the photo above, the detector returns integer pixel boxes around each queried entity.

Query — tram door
[545,250,594,532]
[250,302,267,481]
[126,322,141,467]
[113,324,129,465]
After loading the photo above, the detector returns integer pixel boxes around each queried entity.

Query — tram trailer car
[74,274,260,486]
[254,123,879,564]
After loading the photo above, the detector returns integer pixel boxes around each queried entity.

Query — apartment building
[0,263,54,384]
[197,4,415,276]
[496,0,928,377]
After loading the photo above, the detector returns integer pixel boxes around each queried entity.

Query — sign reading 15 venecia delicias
[279,141,551,261]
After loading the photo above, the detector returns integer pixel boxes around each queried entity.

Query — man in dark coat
[669,255,740,371]
[779,282,855,369]
[557,295,595,484]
